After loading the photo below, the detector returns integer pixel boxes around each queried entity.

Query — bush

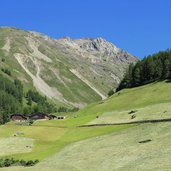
[1,68,11,76]
[58,106,67,113]
[28,120,34,125]
[25,160,35,166]
[0,158,39,168]
[1,58,5,62]
[108,89,114,97]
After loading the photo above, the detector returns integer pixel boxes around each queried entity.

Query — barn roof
[30,112,49,116]
[10,114,27,119]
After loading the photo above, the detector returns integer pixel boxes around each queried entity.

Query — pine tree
[116,49,171,92]
[163,59,170,79]
[133,62,141,86]
[154,59,162,80]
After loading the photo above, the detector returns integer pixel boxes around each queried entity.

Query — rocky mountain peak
[74,37,119,54]
[56,36,124,58]
[56,36,136,64]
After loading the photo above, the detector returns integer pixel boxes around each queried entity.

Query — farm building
[10,112,65,122]
[48,115,66,120]
[10,114,28,121]
[29,112,50,120]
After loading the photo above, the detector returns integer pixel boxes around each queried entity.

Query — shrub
[0,158,39,168]
[1,58,5,62]
[28,120,34,125]
[108,89,114,96]
[1,68,11,76]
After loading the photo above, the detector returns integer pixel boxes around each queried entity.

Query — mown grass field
[0,125,67,160]
[0,123,131,161]
[0,81,171,170]
[36,123,171,171]
[0,137,33,156]
[88,102,171,124]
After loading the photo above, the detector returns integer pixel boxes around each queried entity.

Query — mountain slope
[0,27,137,107]
[65,81,171,126]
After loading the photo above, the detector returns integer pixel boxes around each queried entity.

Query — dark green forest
[0,73,79,124]
[0,74,57,124]
[0,76,23,123]
[116,49,171,91]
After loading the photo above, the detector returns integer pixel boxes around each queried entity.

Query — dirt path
[26,36,52,63]
[70,69,107,100]
[2,38,10,52]
[14,53,63,101]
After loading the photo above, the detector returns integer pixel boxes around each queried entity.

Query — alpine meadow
[0,1,171,171]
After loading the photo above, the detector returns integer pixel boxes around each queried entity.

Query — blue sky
[0,0,171,58]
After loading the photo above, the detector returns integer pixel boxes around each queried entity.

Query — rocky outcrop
[56,37,136,64]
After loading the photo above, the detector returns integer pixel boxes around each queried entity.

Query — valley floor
[0,122,170,171]
[35,123,171,171]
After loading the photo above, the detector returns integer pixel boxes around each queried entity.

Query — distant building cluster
[10,112,65,122]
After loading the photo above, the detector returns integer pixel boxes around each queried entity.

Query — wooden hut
[49,115,57,120]
[10,114,27,121]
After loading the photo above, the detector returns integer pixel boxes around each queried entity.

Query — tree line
[0,74,78,124]
[24,89,56,114]
[0,74,57,124]
[0,75,23,123]
[116,49,171,92]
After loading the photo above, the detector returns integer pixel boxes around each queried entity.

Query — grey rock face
[56,37,136,64]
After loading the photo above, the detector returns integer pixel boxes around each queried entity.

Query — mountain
[0,27,137,108]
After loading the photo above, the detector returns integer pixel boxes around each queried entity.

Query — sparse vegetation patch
[0,158,39,168]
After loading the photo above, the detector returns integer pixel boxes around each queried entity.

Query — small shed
[10,114,27,121]
[49,115,57,120]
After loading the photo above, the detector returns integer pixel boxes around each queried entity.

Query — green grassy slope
[0,81,171,171]
[0,123,131,161]
[34,123,171,171]
[32,81,171,128]
[61,81,171,126]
